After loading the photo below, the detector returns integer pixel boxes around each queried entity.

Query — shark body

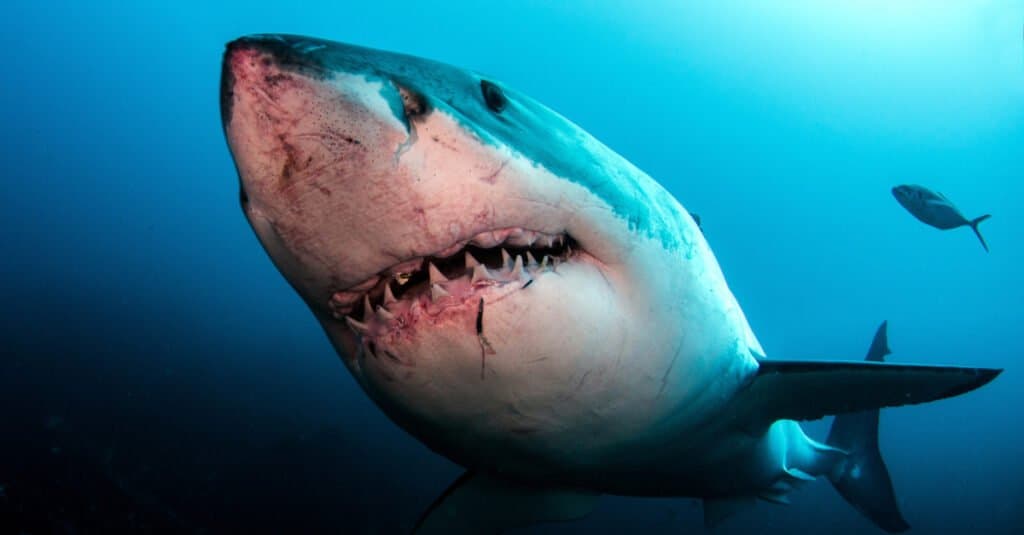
[220,35,1000,532]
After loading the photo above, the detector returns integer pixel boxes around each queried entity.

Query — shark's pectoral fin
[413,471,599,534]
[703,496,756,529]
[737,360,1000,431]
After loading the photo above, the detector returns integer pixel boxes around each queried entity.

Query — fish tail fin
[969,214,991,252]
[825,321,909,533]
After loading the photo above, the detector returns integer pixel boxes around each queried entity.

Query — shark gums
[220,35,1001,533]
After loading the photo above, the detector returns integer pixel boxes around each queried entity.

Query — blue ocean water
[2,1,1022,533]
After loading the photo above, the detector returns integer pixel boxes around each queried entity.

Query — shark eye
[480,80,507,113]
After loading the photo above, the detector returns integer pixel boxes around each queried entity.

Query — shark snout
[219,34,461,310]
[220,35,328,127]
[220,33,409,199]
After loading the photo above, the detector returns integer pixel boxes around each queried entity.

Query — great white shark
[220,34,1001,533]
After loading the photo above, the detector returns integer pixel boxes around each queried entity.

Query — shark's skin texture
[221,35,999,530]
[221,34,770,493]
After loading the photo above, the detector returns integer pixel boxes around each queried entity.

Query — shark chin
[221,34,1002,533]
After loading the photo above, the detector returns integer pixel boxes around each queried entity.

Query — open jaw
[328,226,582,358]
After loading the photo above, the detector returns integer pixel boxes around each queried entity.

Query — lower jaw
[337,251,589,368]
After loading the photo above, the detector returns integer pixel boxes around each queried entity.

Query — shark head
[221,34,762,481]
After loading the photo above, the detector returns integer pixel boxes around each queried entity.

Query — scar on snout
[478,159,508,184]
[477,298,496,379]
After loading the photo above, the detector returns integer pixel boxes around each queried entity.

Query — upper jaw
[328,226,579,319]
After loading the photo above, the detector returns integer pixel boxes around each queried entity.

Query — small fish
[891,184,991,252]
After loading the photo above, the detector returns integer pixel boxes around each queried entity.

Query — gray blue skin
[892,184,991,252]
[220,35,1002,533]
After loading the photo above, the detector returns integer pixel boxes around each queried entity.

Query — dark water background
[2,1,1022,533]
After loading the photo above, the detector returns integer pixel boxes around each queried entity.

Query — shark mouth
[328,227,579,352]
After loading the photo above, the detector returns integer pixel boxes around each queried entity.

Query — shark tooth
[362,295,373,322]
[506,229,537,247]
[540,255,550,270]
[521,230,537,246]
[428,262,448,284]
[492,229,512,244]
[464,251,480,269]
[376,305,395,321]
[383,283,397,305]
[525,251,538,267]
[346,316,369,336]
[500,248,512,270]
[512,255,524,278]
[472,263,493,284]
[470,231,501,248]
[363,341,378,359]
[431,283,450,301]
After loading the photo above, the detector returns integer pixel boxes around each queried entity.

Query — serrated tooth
[493,229,512,244]
[428,262,448,284]
[472,264,493,284]
[522,230,537,246]
[500,248,511,269]
[465,251,480,268]
[346,316,369,335]
[376,305,395,321]
[383,283,397,305]
[431,283,450,301]
[566,245,573,257]
[506,229,536,247]
[525,251,538,266]
[362,295,373,322]
[512,255,524,278]
[471,231,500,248]
[540,255,550,270]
